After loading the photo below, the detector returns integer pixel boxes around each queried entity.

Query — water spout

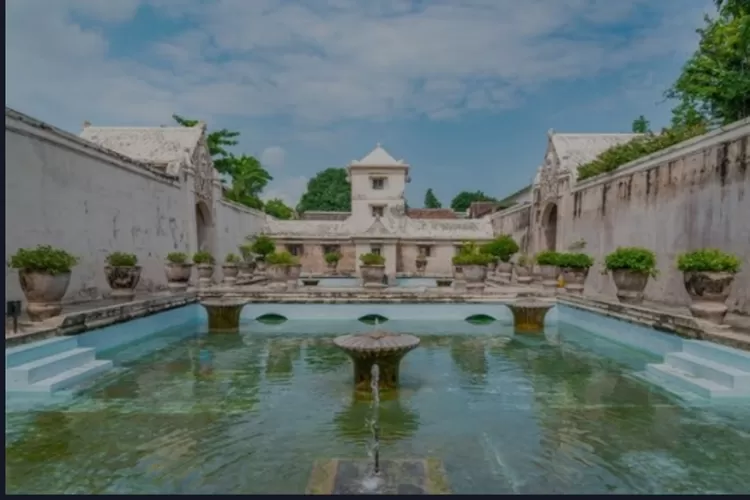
[370,363,381,475]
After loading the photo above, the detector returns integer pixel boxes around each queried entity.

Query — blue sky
[5,0,712,207]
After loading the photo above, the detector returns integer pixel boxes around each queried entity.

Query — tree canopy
[296,168,351,213]
[631,115,650,133]
[423,188,442,209]
[172,114,272,210]
[450,190,497,212]
[263,198,295,220]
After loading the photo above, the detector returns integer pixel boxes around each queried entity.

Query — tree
[172,114,240,176]
[423,188,442,209]
[297,168,351,213]
[666,0,750,125]
[264,198,294,220]
[631,115,651,133]
[450,190,497,213]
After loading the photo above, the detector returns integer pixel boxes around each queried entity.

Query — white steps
[642,340,750,400]
[5,337,113,394]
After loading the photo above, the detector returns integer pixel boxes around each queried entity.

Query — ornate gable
[363,217,393,237]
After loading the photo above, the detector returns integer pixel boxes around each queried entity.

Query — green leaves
[359,253,386,266]
[249,235,275,258]
[266,251,298,266]
[105,252,137,267]
[450,191,497,212]
[481,235,519,263]
[534,251,560,266]
[604,247,658,277]
[631,115,651,133]
[8,245,79,275]
[296,168,351,213]
[556,252,594,270]
[676,248,741,273]
[263,198,294,220]
[193,251,215,265]
[424,188,442,209]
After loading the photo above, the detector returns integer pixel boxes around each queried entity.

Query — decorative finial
[83,120,91,129]
[547,128,555,137]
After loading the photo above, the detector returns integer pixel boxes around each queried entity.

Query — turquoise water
[5,321,750,494]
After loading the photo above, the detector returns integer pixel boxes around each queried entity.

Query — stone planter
[611,269,649,305]
[196,264,215,288]
[104,265,141,300]
[222,264,239,285]
[416,258,427,275]
[515,265,532,285]
[327,261,338,274]
[256,260,267,275]
[531,264,543,285]
[165,263,193,292]
[266,264,289,290]
[18,270,72,321]
[361,265,386,288]
[287,263,302,289]
[496,261,512,284]
[562,267,588,295]
[683,271,735,324]
[238,261,255,283]
[462,264,487,291]
[539,265,560,291]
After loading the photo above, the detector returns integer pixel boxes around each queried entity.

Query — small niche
[256,313,288,325]
[465,314,496,325]
[358,314,389,325]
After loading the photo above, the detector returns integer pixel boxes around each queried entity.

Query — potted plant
[286,251,303,286]
[193,251,215,287]
[676,248,741,324]
[415,253,428,274]
[250,235,275,273]
[238,243,257,278]
[8,245,79,321]
[452,242,494,289]
[604,247,658,305]
[165,252,192,291]
[324,251,341,274]
[265,251,298,288]
[535,251,561,290]
[515,254,532,285]
[359,253,386,287]
[104,251,141,300]
[557,252,594,295]
[223,253,241,284]
[483,235,519,279]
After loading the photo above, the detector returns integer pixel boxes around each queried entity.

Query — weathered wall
[214,200,267,279]
[5,111,191,302]
[400,243,458,275]
[563,120,750,314]
[490,203,532,254]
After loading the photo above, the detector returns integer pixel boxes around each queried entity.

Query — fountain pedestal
[200,298,248,333]
[333,331,419,392]
[507,300,554,334]
[307,458,450,495]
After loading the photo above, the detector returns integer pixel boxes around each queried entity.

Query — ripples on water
[5,323,750,494]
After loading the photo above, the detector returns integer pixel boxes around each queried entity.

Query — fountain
[332,325,420,393]
[199,298,248,333]
[306,327,450,495]
[507,299,554,334]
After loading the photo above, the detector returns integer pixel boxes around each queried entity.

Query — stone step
[5,336,79,368]
[6,347,97,386]
[645,363,745,400]
[20,360,114,393]
[665,352,750,389]
[682,340,750,372]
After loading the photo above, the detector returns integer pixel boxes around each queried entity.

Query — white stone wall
[349,168,407,223]
[490,203,532,254]
[213,199,268,278]
[5,112,192,302]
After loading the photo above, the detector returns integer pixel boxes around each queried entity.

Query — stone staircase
[642,339,750,400]
[5,337,112,394]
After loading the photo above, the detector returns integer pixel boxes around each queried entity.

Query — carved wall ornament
[193,146,214,204]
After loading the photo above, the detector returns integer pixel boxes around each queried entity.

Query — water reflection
[450,337,488,377]
[265,338,302,380]
[333,391,420,444]
[304,337,349,373]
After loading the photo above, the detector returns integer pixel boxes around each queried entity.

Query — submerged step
[645,363,741,399]
[6,347,96,385]
[681,340,750,372]
[664,352,750,389]
[5,337,79,368]
[22,360,114,393]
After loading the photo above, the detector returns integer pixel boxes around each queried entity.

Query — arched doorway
[195,202,211,252]
[542,203,558,251]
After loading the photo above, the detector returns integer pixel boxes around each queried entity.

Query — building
[262,144,494,278]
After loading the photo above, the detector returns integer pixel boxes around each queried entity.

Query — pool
[314,277,438,288]
[5,304,750,494]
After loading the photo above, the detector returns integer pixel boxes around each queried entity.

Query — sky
[5,0,714,208]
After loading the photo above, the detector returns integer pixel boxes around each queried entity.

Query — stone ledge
[4,292,198,348]
[559,295,750,352]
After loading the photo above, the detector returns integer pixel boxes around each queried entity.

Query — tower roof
[350,143,407,167]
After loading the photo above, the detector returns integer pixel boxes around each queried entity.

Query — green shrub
[452,252,495,266]
[535,251,560,266]
[481,235,519,262]
[166,252,189,264]
[360,253,385,266]
[106,252,138,267]
[266,251,299,266]
[324,252,341,264]
[193,251,215,265]
[676,249,741,274]
[249,235,275,259]
[8,245,79,275]
[517,254,532,267]
[577,125,707,180]
[556,252,594,269]
[604,247,658,276]
[238,243,254,260]
[225,253,241,264]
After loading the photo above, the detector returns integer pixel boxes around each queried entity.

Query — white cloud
[260,146,286,170]
[4,0,711,132]
[262,176,309,207]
